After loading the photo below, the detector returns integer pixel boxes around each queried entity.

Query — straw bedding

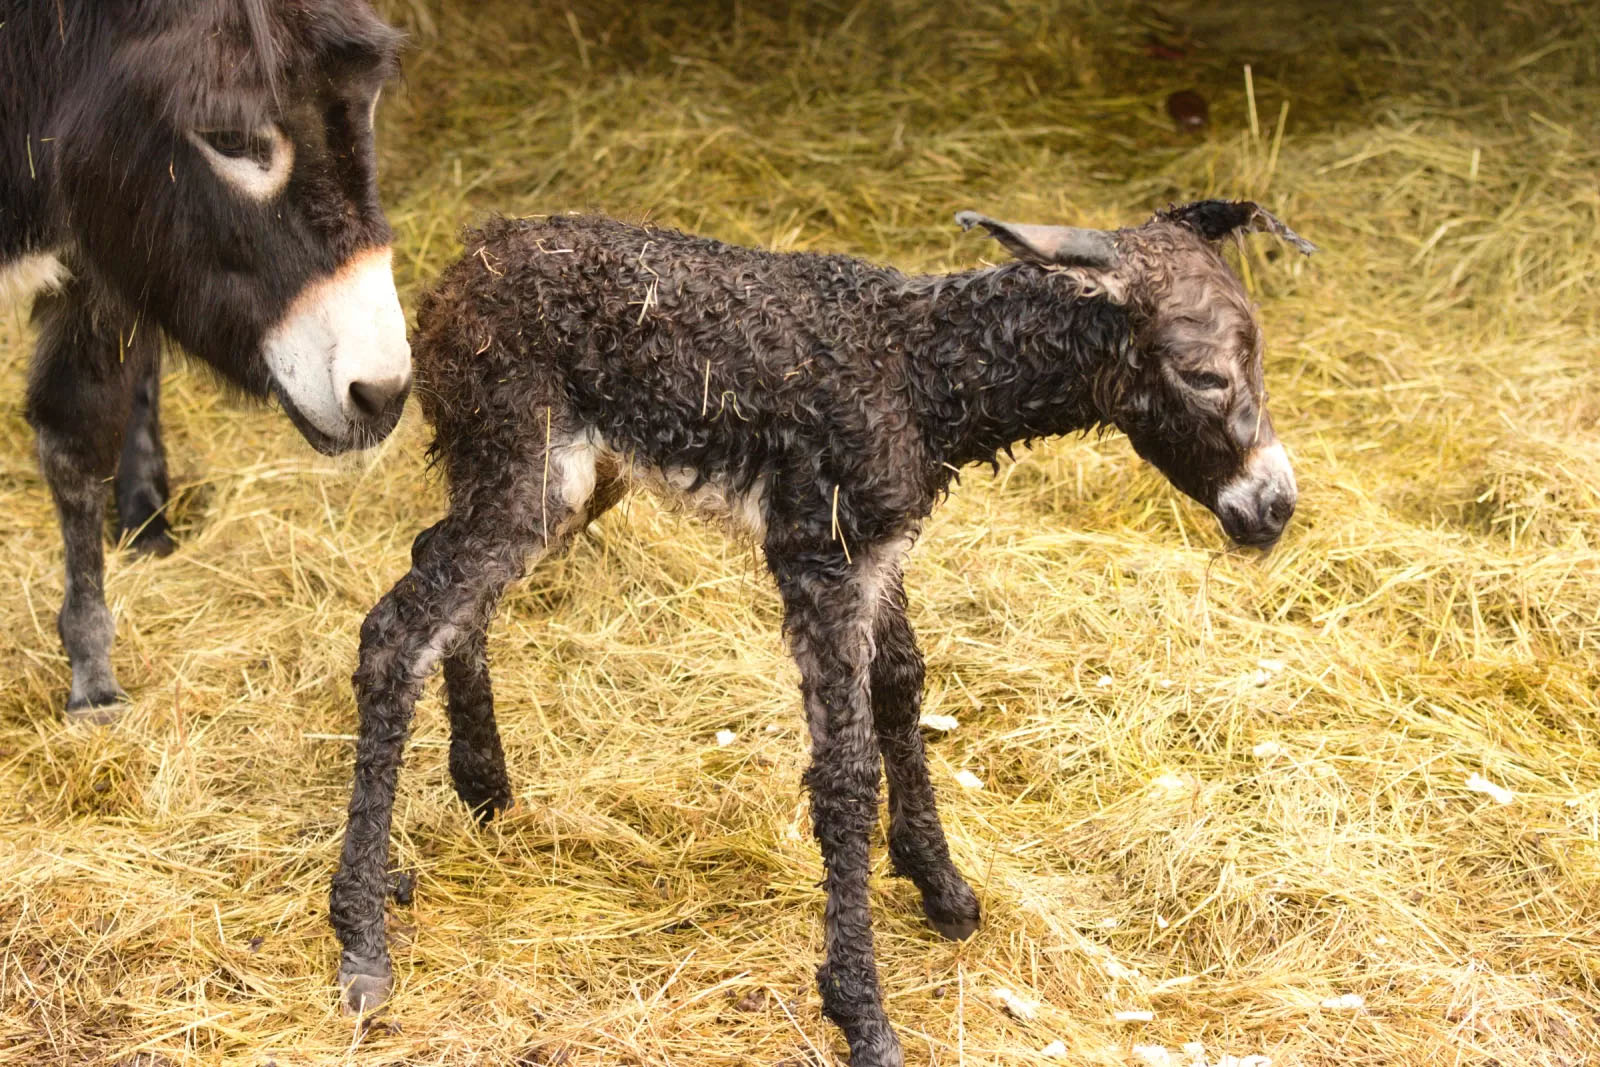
[1,0,1596,1063]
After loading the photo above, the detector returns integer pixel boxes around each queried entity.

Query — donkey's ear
[1160,199,1318,255]
[956,211,1119,269]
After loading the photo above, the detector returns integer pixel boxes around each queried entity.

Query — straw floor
[2,1,1597,1063]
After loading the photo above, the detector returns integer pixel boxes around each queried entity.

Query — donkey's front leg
[25,282,150,721]
[770,544,903,1067]
[115,351,176,557]
[872,572,980,941]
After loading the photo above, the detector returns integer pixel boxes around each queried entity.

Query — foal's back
[413,215,936,533]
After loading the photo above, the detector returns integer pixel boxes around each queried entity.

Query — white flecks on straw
[715,729,737,747]
[1136,1043,1272,1067]
[1039,1039,1068,1058]
[1116,1009,1155,1022]
[1466,773,1514,804]
[1096,674,1114,689]
[1153,772,1191,792]
[1320,992,1366,1011]
[919,711,959,732]
[1252,740,1285,759]
[955,769,985,790]
[1155,915,1170,930]
[992,987,1038,1021]
[1100,916,1119,928]
[1104,957,1140,981]
[1133,1046,1177,1067]
[1257,657,1286,672]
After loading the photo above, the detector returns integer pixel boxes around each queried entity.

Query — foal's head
[958,200,1315,548]
[50,0,411,453]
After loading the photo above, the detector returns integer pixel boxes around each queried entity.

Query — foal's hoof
[339,962,393,1015]
[452,778,514,826]
[924,888,981,941]
[927,909,981,941]
[64,692,130,726]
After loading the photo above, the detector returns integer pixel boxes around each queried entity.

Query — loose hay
[3,0,1598,1064]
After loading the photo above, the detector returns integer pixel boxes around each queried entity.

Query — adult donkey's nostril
[348,374,411,421]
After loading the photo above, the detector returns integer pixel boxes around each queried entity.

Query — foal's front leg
[770,544,903,1067]
[871,573,980,940]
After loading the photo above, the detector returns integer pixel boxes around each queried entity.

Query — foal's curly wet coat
[330,201,1313,1065]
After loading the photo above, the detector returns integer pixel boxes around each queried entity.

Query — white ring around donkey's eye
[186,123,292,202]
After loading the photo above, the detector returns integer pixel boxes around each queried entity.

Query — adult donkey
[2,0,412,720]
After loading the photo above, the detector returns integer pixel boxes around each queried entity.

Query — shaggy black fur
[2,0,405,718]
[330,203,1314,1064]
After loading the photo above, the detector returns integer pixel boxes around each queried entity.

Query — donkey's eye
[1178,370,1229,392]
[188,125,292,201]
[198,129,274,167]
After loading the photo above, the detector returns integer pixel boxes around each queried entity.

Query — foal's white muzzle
[262,246,411,453]
[1214,441,1297,547]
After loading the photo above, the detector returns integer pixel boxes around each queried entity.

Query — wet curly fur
[330,203,1312,1064]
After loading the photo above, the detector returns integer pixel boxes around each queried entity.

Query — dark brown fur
[4,0,406,717]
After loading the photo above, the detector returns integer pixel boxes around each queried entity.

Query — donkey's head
[51,0,410,453]
[957,200,1314,548]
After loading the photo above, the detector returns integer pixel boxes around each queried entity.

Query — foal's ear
[1160,199,1318,255]
[956,211,1119,269]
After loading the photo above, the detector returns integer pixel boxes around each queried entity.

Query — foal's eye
[1178,370,1229,392]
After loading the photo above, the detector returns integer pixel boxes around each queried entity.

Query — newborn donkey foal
[331,201,1313,1064]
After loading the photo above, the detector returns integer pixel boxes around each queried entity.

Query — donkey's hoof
[64,692,130,725]
[127,524,177,558]
[339,963,393,1015]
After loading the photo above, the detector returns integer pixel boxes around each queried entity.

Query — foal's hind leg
[115,351,176,557]
[440,601,511,821]
[331,434,598,1013]
[441,469,628,823]
[871,572,980,940]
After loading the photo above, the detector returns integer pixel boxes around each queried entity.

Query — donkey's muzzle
[262,246,412,453]
[1214,442,1297,548]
